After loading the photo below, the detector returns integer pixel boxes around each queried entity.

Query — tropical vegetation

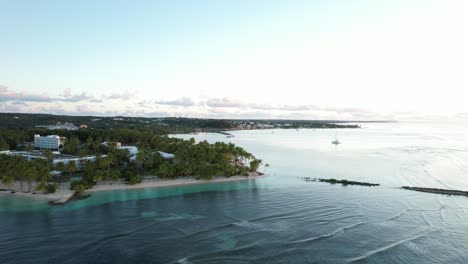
[0,128,262,193]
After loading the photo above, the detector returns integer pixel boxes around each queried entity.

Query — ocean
[1,122,468,263]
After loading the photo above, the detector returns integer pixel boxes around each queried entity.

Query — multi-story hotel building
[34,134,64,150]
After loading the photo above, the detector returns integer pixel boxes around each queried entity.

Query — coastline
[0,182,74,202]
[0,173,268,203]
[86,174,267,194]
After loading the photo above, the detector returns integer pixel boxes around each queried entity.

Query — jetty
[300,177,380,187]
[48,192,79,205]
[217,131,234,137]
[401,186,468,197]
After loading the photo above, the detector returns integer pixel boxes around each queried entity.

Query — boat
[331,133,341,145]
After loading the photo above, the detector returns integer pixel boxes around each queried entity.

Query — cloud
[0,102,23,112]
[203,97,321,111]
[0,86,141,105]
[75,104,97,115]
[250,103,319,111]
[201,97,324,112]
[153,97,196,107]
[108,90,135,101]
[0,85,52,102]
[145,96,379,116]
[62,88,72,98]
[135,96,389,120]
[205,97,244,108]
[0,85,103,103]
[0,87,442,121]
[60,88,98,102]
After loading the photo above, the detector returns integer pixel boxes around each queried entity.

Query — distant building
[118,146,139,162]
[50,170,63,177]
[51,155,97,170]
[158,151,175,159]
[6,150,97,171]
[116,146,174,161]
[6,151,45,161]
[36,122,78,130]
[79,124,88,129]
[34,135,64,150]
[101,141,122,148]
[118,146,138,156]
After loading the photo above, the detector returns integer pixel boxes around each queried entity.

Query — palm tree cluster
[71,139,261,191]
[0,155,55,193]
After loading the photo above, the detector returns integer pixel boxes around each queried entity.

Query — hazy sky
[1,0,467,120]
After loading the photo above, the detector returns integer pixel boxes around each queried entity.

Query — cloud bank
[2,86,467,122]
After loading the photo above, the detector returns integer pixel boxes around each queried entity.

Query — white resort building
[116,145,175,162]
[3,150,97,171]
[34,134,64,150]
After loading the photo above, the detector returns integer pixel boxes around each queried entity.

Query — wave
[172,244,263,264]
[423,169,455,190]
[348,229,433,263]
[288,209,409,245]
[176,258,192,264]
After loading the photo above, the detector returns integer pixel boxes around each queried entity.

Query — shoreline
[85,174,267,194]
[187,126,362,134]
[0,174,268,203]
[0,182,75,202]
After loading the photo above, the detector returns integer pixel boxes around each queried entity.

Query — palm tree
[136,149,151,176]
[25,166,37,192]
[98,156,109,170]
[103,152,116,179]
[44,149,54,164]
[110,170,121,184]
[2,175,14,190]
[249,159,262,172]
[54,162,66,184]
[263,163,270,174]
[94,170,104,184]
[65,162,77,178]
[15,161,27,192]
[36,167,51,192]
[78,148,88,158]
[55,162,66,172]
[158,163,175,178]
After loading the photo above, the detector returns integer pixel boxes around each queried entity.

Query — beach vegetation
[44,183,58,194]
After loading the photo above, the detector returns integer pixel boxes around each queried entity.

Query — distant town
[0,113,365,131]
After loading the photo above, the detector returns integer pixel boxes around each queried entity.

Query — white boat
[331,133,341,145]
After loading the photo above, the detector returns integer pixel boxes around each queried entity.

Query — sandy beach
[0,181,75,202]
[0,174,267,203]
[86,174,266,193]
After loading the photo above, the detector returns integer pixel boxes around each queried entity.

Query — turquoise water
[2,123,468,263]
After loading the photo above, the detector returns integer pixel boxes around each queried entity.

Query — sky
[1,0,468,121]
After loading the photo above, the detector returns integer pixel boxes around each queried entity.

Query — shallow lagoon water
[2,123,468,263]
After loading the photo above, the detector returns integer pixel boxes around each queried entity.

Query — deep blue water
[2,123,468,263]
